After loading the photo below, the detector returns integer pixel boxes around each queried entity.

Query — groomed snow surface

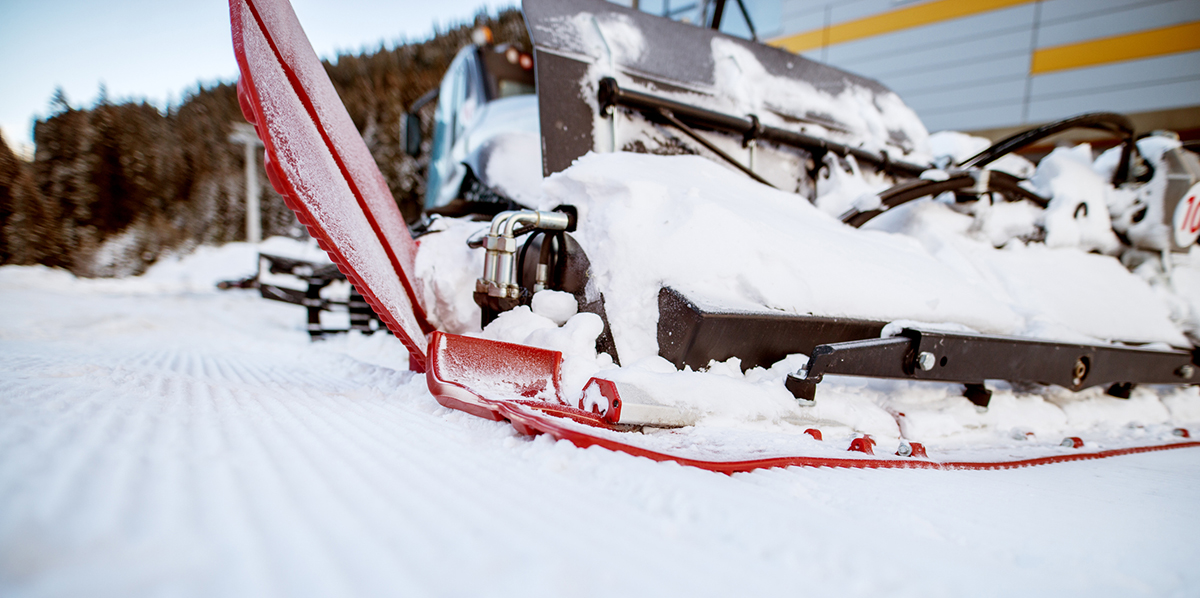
[3,242,1200,597]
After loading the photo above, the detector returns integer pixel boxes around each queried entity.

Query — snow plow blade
[230,0,432,368]
[523,0,930,188]
[428,332,1200,473]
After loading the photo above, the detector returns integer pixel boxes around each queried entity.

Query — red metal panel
[426,332,1200,473]
[230,0,432,368]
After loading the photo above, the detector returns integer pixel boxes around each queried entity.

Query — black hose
[516,230,544,292]
[958,112,1141,186]
[842,170,1048,228]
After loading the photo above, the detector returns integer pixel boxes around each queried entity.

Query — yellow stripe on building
[771,0,1037,54]
[1031,21,1200,75]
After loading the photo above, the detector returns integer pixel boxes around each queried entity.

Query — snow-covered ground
[2,243,1200,597]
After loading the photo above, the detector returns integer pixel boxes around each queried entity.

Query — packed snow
[2,243,1200,596]
[7,0,1196,593]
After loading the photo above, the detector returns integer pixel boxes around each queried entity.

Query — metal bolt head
[896,443,912,457]
[1071,358,1088,386]
[1178,364,1195,380]
[917,352,936,371]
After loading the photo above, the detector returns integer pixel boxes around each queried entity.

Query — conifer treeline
[0,9,528,276]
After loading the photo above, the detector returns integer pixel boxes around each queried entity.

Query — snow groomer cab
[403,29,542,217]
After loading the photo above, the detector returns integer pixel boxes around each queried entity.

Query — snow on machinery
[456,0,1200,397]
[230,0,1200,471]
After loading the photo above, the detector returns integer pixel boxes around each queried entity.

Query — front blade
[523,0,929,181]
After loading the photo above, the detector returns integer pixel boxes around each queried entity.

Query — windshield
[480,44,535,100]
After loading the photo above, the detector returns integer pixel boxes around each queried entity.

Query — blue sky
[0,0,517,153]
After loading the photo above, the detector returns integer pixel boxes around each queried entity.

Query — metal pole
[229,123,264,243]
[244,139,261,243]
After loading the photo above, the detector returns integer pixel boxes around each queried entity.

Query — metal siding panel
[1027,77,1200,121]
[921,103,1026,132]
[821,3,1036,64]
[728,0,785,39]
[903,78,1027,112]
[827,0,913,25]
[1029,51,1200,97]
[835,28,1032,79]
[1039,0,1173,23]
[1036,0,1200,48]
[781,11,827,36]
[887,54,1030,96]
[780,0,841,19]
[780,0,898,39]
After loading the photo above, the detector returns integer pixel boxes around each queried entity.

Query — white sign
[1174,182,1200,249]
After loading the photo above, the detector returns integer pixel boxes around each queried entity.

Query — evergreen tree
[8,8,528,275]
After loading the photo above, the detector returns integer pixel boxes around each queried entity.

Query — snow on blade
[535,152,1189,355]
[417,146,1200,455]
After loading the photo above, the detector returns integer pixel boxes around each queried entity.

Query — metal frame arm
[787,329,1196,402]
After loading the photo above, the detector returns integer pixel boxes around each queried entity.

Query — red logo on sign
[1185,194,1200,234]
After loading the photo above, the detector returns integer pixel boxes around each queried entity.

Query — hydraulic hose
[958,112,1142,185]
[842,170,1048,228]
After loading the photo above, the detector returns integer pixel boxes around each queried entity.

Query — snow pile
[706,38,928,158]
[1028,144,1121,253]
[414,218,485,333]
[0,242,261,296]
[1096,135,1181,250]
[810,153,890,217]
[532,151,1187,350]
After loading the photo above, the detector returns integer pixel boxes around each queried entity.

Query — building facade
[644,0,1200,139]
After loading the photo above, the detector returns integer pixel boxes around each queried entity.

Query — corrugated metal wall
[768,0,1200,133]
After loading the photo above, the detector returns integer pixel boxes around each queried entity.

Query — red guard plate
[427,332,1200,473]
[230,0,432,368]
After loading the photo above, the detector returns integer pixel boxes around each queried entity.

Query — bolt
[896,443,912,457]
[1072,357,1089,386]
[917,352,936,371]
[1178,364,1195,379]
